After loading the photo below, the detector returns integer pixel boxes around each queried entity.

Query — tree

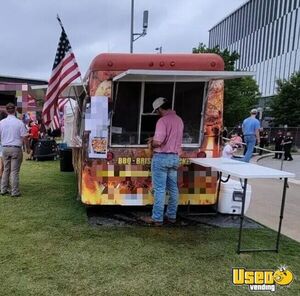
[271,72,300,127]
[192,43,239,71]
[223,78,261,127]
[192,43,260,127]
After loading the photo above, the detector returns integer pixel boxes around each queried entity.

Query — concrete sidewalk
[245,154,300,243]
[246,179,300,243]
[254,154,300,182]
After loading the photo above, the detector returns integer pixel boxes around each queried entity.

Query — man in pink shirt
[141,97,184,226]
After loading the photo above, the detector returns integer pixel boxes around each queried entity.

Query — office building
[209,0,300,99]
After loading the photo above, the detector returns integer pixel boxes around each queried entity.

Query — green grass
[0,159,299,296]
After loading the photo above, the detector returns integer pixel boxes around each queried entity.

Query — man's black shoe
[1,191,9,196]
[164,217,176,225]
[139,216,163,227]
[11,193,21,198]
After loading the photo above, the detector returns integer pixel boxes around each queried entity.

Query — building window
[278,16,284,56]
[258,27,262,63]
[270,0,276,23]
[273,19,279,58]
[288,0,293,14]
[283,0,288,15]
[282,15,289,54]
[278,0,283,18]
[293,0,298,10]
[234,11,238,42]
[269,22,274,59]
[261,0,267,27]
[287,10,294,53]
[265,24,271,61]
[261,27,267,63]
[292,8,298,50]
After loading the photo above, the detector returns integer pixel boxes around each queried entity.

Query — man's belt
[154,152,178,154]
[3,145,22,148]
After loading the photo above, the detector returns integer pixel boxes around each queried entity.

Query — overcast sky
[0,0,245,80]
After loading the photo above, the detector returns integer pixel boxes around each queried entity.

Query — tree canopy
[271,72,300,127]
[192,43,239,71]
[192,43,260,127]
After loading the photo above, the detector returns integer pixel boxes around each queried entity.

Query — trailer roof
[113,69,255,82]
[89,53,225,72]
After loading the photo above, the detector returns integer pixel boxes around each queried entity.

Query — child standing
[222,140,237,159]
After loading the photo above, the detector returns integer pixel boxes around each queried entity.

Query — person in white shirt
[0,112,8,180]
[222,140,236,159]
[0,103,29,197]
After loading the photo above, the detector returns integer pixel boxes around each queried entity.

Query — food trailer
[74,53,252,206]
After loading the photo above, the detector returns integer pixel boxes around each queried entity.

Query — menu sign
[85,96,108,159]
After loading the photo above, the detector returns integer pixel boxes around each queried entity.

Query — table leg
[215,171,222,213]
[237,178,247,254]
[238,178,289,253]
[276,177,288,252]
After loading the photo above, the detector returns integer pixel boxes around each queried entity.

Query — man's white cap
[250,108,258,114]
[152,97,167,113]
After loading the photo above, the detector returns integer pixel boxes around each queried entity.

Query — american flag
[42,26,80,129]
[58,97,70,111]
[52,98,70,129]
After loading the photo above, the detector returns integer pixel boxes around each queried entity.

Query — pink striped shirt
[153,110,184,154]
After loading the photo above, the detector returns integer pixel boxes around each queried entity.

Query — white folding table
[189,157,295,254]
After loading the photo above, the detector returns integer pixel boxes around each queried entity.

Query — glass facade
[209,0,300,97]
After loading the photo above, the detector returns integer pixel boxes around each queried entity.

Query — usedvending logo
[232,266,294,292]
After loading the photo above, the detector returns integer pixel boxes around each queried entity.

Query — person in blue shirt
[242,109,260,162]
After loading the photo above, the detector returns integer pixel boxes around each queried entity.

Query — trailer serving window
[174,82,204,144]
[111,80,205,147]
[110,69,255,148]
[111,82,141,145]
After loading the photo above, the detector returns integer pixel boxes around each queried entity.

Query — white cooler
[218,179,252,215]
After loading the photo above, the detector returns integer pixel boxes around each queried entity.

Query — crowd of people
[222,109,294,162]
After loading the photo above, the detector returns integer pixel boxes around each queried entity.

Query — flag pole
[56,14,88,112]
[56,14,65,31]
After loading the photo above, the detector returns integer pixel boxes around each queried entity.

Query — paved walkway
[255,154,300,182]
[245,154,300,242]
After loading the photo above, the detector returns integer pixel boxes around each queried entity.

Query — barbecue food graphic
[91,137,107,154]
